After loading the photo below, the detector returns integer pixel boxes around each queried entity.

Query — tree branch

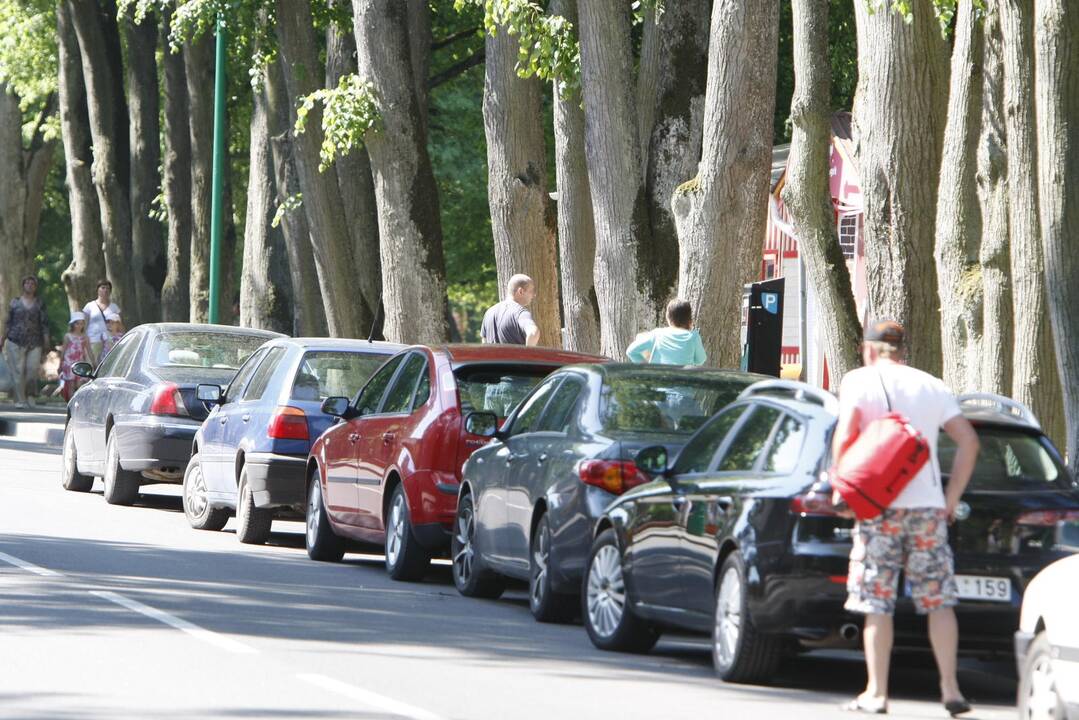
[27,93,58,156]
[431,25,479,51]
[428,48,485,89]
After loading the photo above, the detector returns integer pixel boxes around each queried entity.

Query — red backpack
[832,372,930,520]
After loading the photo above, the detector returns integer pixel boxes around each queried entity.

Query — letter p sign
[761,292,779,315]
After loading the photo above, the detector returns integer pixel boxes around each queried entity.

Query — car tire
[582,528,658,653]
[384,484,431,581]
[183,454,229,531]
[529,513,576,623]
[306,470,344,562]
[451,492,505,599]
[712,551,783,683]
[1018,632,1067,719]
[61,424,93,492]
[102,432,140,506]
[236,468,273,545]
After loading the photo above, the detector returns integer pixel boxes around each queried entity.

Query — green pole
[207,13,227,325]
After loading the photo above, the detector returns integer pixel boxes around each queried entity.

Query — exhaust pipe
[840,623,860,642]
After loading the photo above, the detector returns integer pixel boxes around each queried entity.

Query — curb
[0,408,66,448]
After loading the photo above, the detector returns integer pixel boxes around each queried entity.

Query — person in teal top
[625,298,707,366]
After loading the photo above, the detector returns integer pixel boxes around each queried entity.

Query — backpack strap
[876,368,892,412]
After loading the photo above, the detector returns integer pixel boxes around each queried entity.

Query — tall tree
[1034,0,1079,462]
[353,0,450,344]
[781,0,861,386]
[482,26,559,346]
[852,0,949,374]
[183,30,213,322]
[1000,0,1063,443]
[671,0,780,367]
[160,9,193,323]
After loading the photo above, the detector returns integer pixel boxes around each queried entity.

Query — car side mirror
[321,396,352,419]
[72,362,94,379]
[465,411,499,438]
[635,445,670,479]
[196,384,222,404]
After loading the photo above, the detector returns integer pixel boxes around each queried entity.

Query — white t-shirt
[82,301,120,344]
[837,362,962,509]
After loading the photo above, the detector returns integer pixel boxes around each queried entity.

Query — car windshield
[600,372,753,435]
[939,427,1075,491]
[291,351,389,402]
[149,332,267,371]
[455,364,556,419]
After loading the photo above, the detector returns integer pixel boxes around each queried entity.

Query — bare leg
[928,608,964,702]
[861,613,893,704]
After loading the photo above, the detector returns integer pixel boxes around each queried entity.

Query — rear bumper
[412,522,451,551]
[115,417,199,475]
[244,452,307,509]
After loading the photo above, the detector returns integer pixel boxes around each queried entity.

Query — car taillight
[790,492,844,517]
[578,459,648,495]
[150,383,188,417]
[1017,510,1079,526]
[268,406,309,440]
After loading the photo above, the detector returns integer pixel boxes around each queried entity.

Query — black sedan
[453,364,761,622]
[61,323,282,505]
[583,381,1079,683]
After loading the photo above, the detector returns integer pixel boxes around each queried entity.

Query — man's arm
[941,415,979,521]
[625,333,652,363]
[525,323,540,347]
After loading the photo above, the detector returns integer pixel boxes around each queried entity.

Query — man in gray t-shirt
[481,274,540,346]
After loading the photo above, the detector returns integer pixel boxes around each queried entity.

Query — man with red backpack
[833,321,980,716]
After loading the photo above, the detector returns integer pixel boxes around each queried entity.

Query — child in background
[625,298,707,366]
[59,311,93,402]
[100,310,124,358]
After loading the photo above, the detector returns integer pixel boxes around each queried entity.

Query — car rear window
[600,374,752,435]
[291,351,389,402]
[938,426,1074,491]
[149,332,267,370]
[455,364,556,419]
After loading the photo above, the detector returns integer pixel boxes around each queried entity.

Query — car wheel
[236,468,272,545]
[712,551,782,683]
[182,454,229,531]
[451,493,504,599]
[60,424,93,492]
[102,432,140,506]
[1018,632,1067,720]
[529,513,575,623]
[582,529,658,653]
[306,470,344,562]
[384,484,430,581]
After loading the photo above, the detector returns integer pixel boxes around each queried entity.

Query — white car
[1016,554,1079,719]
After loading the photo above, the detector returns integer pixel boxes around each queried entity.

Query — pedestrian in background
[59,311,92,402]
[1,276,51,408]
[100,311,125,359]
[625,298,706,366]
[832,321,980,716]
[83,280,120,360]
[481,274,540,346]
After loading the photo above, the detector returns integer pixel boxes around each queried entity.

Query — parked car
[453,364,762,622]
[582,381,1079,684]
[60,323,283,506]
[1016,554,1079,719]
[182,338,404,544]
[306,344,606,580]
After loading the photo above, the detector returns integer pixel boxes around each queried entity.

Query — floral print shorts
[845,508,958,615]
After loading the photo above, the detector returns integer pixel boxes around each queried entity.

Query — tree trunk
[1034,0,1079,462]
[976,8,1012,395]
[407,0,432,128]
[275,0,366,338]
[240,74,293,335]
[671,0,780,368]
[68,0,134,313]
[326,16,380,334]
[123,13,163,324]
[184,31,213,322]
[57,1,105,310]
[1001,0,1064,444]
[781,0,861,387]
[160,10,193,323]
[577,0,655,358]
[550,0,600,354]
[934,0,984,393]
[352,0,450,344]
[852,0,949,375]
[483,28,560,347]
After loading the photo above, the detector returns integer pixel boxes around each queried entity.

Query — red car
[306,344,607,579]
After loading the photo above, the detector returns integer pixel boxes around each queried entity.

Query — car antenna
[367,293,384,343]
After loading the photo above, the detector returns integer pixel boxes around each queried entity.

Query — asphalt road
[0,440,1018,720]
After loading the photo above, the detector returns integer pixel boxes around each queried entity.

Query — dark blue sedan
[182,337,404,544]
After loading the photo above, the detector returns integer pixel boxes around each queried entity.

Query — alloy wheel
[386,491,406,567]
[306,482,320,550]
[184,463,208,519]
[1025,654,1061,720]
[453,505,475,585]
[714,566,743,668]
[530,521,550,609]
[586,545,626,639]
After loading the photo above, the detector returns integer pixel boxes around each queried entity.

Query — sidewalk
[0,402,66,449]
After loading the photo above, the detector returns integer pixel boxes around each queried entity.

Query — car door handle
[241,414,250,423]
[219,417,227,425]
[507,452,529,463]
[349,433,360,443]
[536,453,548,465]
[382,432,396,444]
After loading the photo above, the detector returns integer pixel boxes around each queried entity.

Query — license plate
[955,575,1011,603]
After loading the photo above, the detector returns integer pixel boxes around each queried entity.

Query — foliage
[271,192,302,228]
[0,0,58,138]
[874,0,984,35]
[294,74,380,171]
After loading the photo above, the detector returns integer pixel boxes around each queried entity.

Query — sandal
[843,698,889,714]
[944,699,971,716]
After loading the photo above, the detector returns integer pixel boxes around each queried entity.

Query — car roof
[433,344,608,365]
[591,363,768,382]
[139,322,285,338]
[264,337,406,353]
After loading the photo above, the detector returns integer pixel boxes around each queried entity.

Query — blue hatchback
[182,337,404,544]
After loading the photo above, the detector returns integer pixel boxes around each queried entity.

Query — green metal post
[207,13,227,324]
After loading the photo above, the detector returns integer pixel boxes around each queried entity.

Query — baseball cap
[864,320,905,345]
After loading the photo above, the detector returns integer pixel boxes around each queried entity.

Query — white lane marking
[298,673,446,720]
[0,550,63,577]
[90,590,258,655]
